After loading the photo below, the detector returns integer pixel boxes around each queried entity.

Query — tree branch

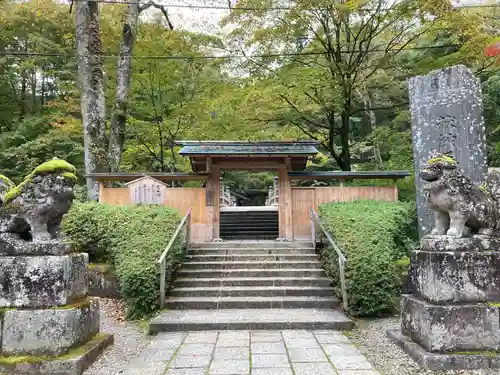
[140,1,174,29]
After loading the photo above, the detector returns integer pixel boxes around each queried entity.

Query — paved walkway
[119,330,379,375]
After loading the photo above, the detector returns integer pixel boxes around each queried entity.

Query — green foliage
[319,200,415,317]
[62,202,183,319]
[0,0,499,191]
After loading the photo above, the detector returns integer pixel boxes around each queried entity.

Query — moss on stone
[33,159,76,175]
[0,333,108,365]
[88,263,113,275]
[0,299,90,314]
[50,298,91,310]
[3,159,77,206]
[0,174,14,188]
[427,154,457,165]
[0,307,17,316]
[394,257,410,267]
[449,351,500,357]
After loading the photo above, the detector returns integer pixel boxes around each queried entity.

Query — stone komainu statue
[420,154,500,238]
[0,159,77,241]
[0,174,15,204]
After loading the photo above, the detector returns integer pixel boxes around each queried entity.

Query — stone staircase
[149,241,353,332]
[220,210,279,240]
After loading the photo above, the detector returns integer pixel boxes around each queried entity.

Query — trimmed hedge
[318,200,414,317]
[62,202,182,319]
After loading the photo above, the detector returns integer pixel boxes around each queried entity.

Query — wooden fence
[292,186,398,240]
[99,184,397,242]
[99,187,208,242]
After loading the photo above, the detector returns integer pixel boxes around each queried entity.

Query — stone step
[188,248,317,255]
[170,286,335,297]
[220,216,279,222]
[174,277,332,288]
[189,242,313,249]
[185,254,319,262]
[219,231,280,236]
[177,268,326,278]
[149,308,354,332]
[180,261,322,270]
[221,235,279,240]
[163,296,339,309]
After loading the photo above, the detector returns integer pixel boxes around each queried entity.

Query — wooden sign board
[125,176,168,204]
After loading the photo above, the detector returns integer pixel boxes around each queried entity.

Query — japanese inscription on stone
[409,65,487,238]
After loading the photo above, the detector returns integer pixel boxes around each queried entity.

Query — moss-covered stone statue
[0,174,15,204]
[0,158,77,241]
[419,153,500,238]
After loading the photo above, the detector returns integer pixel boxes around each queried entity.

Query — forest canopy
[0,0,498,201]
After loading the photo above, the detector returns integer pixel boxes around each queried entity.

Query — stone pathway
[116,330,379,375]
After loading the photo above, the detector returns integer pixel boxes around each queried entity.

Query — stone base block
[421,234,500,252]
[87,264,120,299]
[0,234,75,256]
[0,253,88,308]
[0,332,113,375]
[411,250,500,303]
[1,298,99,356]
[387,329,500,370]
[401,295,500,352]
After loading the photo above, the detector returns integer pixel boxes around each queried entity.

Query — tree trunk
[339,109,351,171]
[108,0,141,172]
[357,86,382,166]
[20,70,27,120]
[75,0,108,200]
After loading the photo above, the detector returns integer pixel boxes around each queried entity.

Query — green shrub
[62,202,182,319]
[318,200,414,317]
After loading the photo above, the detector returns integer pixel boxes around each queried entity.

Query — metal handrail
[158,208,192,309]
[310,208,348,311]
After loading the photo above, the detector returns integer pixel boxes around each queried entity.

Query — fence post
[159,259,166,309]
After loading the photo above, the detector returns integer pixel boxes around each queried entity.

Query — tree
[75,0,108,199]
[108,0,174,172]
[222,0,476,170]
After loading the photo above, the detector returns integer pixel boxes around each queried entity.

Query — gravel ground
[347,316,498,375]
[83,298,151,375]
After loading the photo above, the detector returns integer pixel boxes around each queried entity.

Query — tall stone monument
[388,154,500,370]
[0,159,113,375]
[409,65,487,238]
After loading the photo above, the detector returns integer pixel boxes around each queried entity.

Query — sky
[144,0,494,35]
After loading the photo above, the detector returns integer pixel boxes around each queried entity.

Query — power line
[0,44,462,60]
[69,0,500,12]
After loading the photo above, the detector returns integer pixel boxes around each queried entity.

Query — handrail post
[158,208,192,310]
[339,257,348,311]
[160,259,166,309]
[310,209,316,250]
[311,207,348,313]
[186,212,191,250]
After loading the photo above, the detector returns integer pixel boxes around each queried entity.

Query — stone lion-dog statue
[420,154,500,238]
[0,158,76,241]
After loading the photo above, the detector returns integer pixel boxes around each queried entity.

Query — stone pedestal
[388,236,500,370]
[0,236,113,375]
